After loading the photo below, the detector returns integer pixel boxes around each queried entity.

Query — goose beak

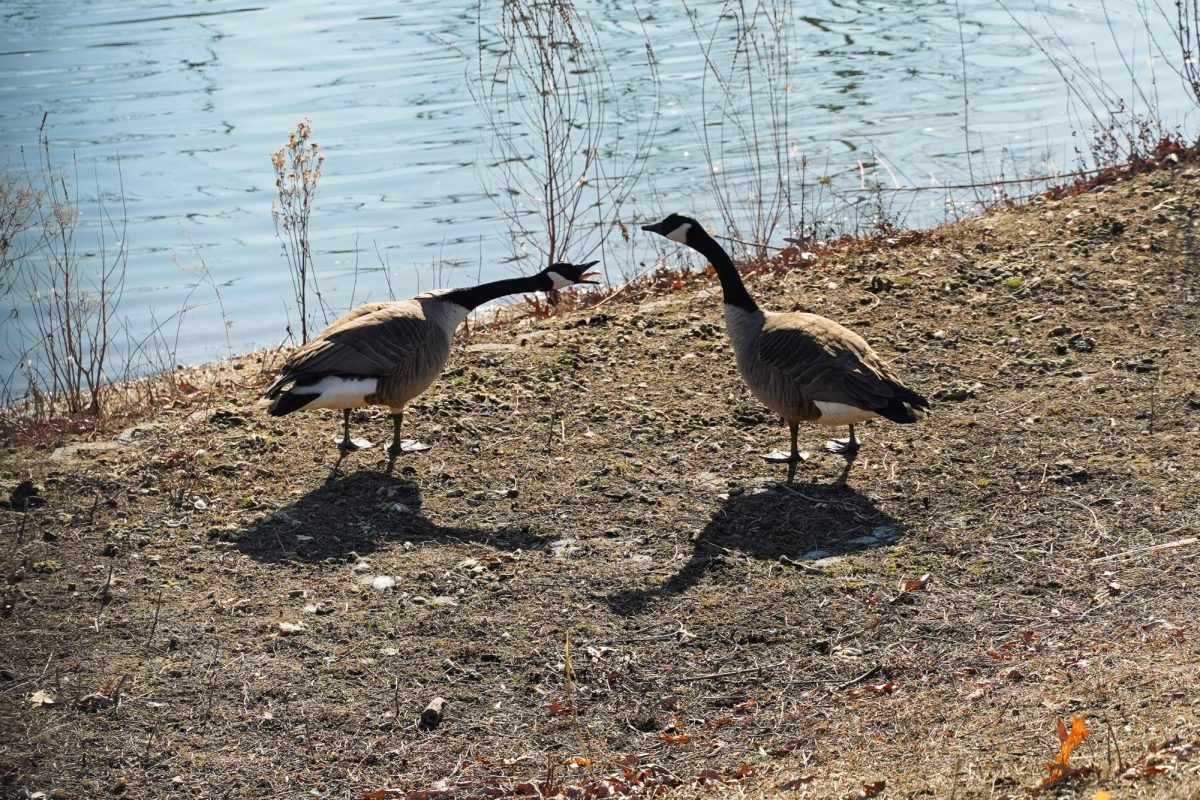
[578,260,600,284]
[641,221,663,234]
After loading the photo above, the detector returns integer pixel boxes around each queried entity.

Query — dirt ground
[2,163,1200,800]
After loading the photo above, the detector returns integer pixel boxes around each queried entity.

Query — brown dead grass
[2,164,1200,799]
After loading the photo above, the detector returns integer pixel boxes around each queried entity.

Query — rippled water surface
[0,0,1193,377]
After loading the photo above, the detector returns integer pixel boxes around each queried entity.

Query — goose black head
[542,260,601,290]
[642,213,701,245]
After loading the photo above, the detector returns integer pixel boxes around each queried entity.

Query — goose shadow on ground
[607,481,909,615]
[234,471,550,564]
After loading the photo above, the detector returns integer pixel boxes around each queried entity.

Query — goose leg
[786,422,801,485]
[827,424,860,485]
[385,411,404,473]
[338,410,356,451]
[761,422,807,484]
[335,410,375,451]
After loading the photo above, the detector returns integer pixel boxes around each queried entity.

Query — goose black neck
[438,274,547,311]
[690,230,758,313]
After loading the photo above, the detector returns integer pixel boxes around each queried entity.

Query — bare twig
[1091,536,1199,564]
[145,589,164,648]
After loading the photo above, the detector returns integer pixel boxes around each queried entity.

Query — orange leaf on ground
[1055,716,1091,766]
[1031,716,1095,792]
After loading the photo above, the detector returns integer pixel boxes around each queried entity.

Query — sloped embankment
[2,165,1199,798]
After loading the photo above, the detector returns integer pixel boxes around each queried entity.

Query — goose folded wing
[279,307,432,380]
[756,320,899,412]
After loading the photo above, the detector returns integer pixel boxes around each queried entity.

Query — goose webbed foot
[823,424,860,457]
[338,436,373,452]
[335,410,374,452]
[760,450,809,464]
[827,424,860,486]
[761,423,808,485]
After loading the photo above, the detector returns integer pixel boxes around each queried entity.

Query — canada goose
[642,214,928,484]
[264,262,600,467]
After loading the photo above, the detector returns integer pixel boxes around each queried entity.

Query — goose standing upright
[642,214,928,484]
[264,262,599,469]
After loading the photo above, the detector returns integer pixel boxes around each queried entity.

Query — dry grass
[2,164,1200,799]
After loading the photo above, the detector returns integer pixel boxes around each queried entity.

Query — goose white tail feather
[812,401,880,426]
[289,376,378,411]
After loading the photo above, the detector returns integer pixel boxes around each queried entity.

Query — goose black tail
[879,384,931,424]
[266,389,316,417]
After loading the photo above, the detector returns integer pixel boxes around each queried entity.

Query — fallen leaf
[28,690,56,707]
[864,681,898,694]
[1030,715,1094,792]
[277,621,306,635]
[76,676,125,712]
[1094,792,1111,800]
[859,780,886,799]
[777,775,816,791]
[564,757,593,768]
[890,573,931,603]
[548,698,580,716]
[660,715,690,744]
[1055,716,1091,767]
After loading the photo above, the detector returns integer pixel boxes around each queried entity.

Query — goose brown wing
[279,303,432,380]
[755,313,901,412]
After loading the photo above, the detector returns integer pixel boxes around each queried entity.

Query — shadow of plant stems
[470,0,659,282]
[607,483,908,616]
[0,129,128,419]
[271,118,329,344]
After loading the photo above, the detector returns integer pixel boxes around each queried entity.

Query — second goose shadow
[235,472,549,564]
[607,482,909,615]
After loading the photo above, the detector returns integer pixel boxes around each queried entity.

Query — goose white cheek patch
[665,222,692,243]
[303,376,378,410]
[546,271,574,290]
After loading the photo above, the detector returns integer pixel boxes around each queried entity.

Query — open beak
[578,260,600,284]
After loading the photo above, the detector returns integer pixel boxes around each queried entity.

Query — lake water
[0,0,1193,388]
